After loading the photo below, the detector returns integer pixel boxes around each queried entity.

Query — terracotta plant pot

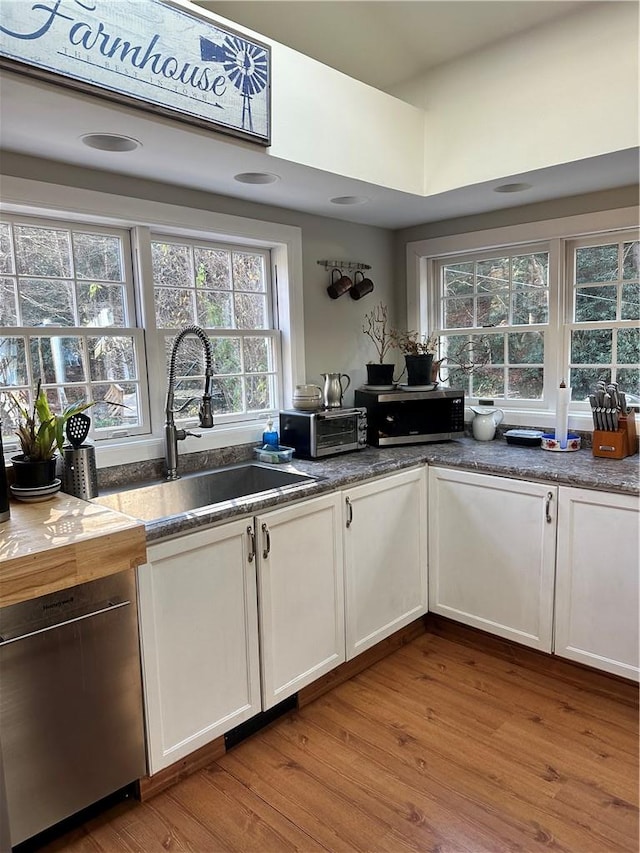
[11,455,58,488]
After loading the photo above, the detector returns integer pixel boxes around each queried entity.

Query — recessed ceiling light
[234,172,280,184]
[329,195,369,205]
[80,133,141,152]
[493,182,533,194]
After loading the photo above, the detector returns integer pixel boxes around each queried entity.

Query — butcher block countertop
[0,493,146,608]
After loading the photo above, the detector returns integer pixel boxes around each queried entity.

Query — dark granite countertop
[126,436,638,543]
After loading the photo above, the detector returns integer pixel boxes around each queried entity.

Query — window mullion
[547,237,564,404]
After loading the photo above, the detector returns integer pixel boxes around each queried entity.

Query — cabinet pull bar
[545,491,553,524]
[247,525,256,562]
[345,496,353,528]
[261,522,271,558]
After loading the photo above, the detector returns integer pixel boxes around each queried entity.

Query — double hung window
[434,246,550,401]
[0,214,282,448]
[0,216,146,439]
[567,235,639,402]
[425,223,639,416]
[150,236,278,423]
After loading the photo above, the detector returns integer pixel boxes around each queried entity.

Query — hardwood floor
[33,630,639,853]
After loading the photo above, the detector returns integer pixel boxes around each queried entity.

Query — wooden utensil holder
[592,410,637,459]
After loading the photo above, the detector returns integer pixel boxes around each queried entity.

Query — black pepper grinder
[0,432,9,523]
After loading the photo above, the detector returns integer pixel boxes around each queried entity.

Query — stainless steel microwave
[354,387,464,446]
[280,408,368,458]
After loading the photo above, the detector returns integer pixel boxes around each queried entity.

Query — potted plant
[362,302,396,386]
[391,329,439,386]
[9,382,94,488]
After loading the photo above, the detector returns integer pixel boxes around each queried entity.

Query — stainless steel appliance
[0,570,146,846]
[354,386,464,446]
[280,408,367,458]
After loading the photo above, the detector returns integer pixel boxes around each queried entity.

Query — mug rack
[317,259,371,271]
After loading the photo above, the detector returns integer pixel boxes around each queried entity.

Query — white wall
[184,0,638,198]
[270,47,426,196]
[394,2,639,196]
[179,1,427,195]
[298,219,401,402]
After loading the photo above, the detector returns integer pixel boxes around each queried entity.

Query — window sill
[463,406,595,434]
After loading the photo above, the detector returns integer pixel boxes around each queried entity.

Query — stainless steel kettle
[321,372,351,408]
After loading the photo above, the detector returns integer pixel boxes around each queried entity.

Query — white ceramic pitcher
[470,406,504,441]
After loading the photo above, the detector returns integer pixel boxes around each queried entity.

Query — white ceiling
[0,1,637,230]
[196,1,587,95]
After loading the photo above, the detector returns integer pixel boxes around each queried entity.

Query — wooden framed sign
[0,0,271,145]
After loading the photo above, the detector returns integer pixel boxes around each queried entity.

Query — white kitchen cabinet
[554,487,639,681]
[256,493,345,710]
[343,467,427,660]
[137,519,261,774]
[428,466,556,651]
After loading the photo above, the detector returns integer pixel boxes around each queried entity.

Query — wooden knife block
[592,410,637,459]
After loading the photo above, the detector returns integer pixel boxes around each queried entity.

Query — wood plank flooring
[32,631,639,853]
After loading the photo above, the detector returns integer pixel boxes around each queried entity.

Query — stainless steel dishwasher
[0,569,146,847]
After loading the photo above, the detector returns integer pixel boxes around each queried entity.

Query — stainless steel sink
[92,462,316,522]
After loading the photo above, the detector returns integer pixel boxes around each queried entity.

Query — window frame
[564,231,639,412]
[0,212,151,441]
[431,240,555,406]
[406,206,639,430]
[147,232,281,426]
[0,177,305,467]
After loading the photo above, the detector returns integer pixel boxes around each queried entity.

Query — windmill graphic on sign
[200,35,268,132]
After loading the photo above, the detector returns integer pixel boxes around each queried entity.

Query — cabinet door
[138,520,261,774]
[343,467,427,660]
[428,467,556,651]
[257,493,344,710]
[555,487,639,680]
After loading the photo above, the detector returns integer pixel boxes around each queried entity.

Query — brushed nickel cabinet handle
[247,525,256,562]
[345,496,353,528]
[545,491,553,524]
[262,522,271,559]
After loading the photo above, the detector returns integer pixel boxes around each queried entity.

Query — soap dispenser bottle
[262,417,279,449]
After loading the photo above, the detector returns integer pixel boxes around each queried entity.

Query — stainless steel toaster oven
[279,408,367,458]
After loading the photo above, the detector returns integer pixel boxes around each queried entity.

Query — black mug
[350,270,374,300]
[327,268,353,299]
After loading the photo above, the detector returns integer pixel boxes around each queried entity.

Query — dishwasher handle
[0,599,131,646]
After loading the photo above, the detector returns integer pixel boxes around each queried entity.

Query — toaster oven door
[315,412,360,455]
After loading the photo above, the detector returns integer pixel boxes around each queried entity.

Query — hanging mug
[327,268,353,299]
[350,270,374,300]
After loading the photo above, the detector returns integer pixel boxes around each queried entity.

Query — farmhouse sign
[0,0,271,145]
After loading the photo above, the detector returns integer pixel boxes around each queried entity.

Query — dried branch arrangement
[390,329,439,356]
[362,302,394,363]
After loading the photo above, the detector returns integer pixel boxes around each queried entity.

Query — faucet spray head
[200,368,214,428]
